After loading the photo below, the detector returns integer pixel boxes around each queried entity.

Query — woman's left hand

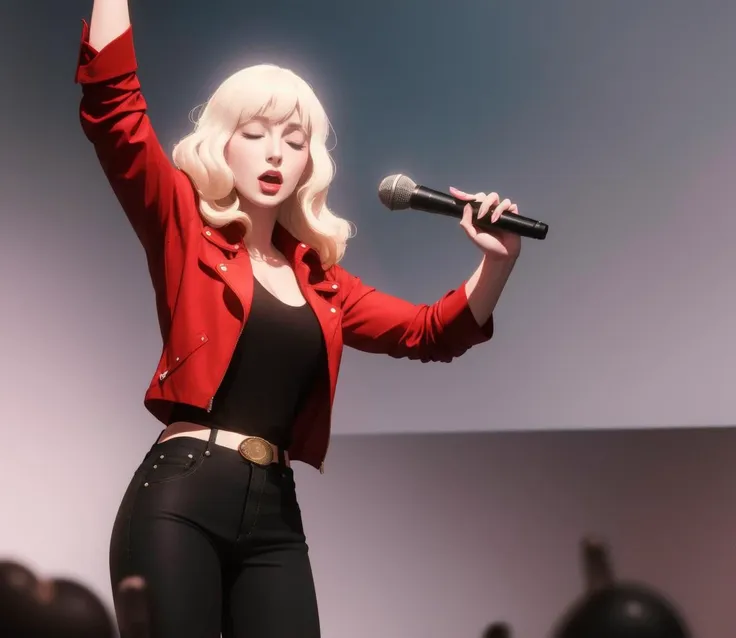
[450,186,522,260]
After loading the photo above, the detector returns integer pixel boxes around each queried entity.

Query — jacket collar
[273,222,312,265]
[201,222,322,270]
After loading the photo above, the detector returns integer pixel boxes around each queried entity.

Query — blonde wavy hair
[172,64,352,267]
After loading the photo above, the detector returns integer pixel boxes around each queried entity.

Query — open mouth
[258,171,283,184]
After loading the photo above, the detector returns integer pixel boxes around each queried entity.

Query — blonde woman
[77,0,523,636]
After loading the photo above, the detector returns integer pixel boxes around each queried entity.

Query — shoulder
[321,262,378,305]
[323,262,356,287]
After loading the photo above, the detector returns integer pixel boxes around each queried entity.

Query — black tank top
[167,277,326,448]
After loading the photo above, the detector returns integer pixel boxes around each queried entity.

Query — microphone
[378,174,548,240]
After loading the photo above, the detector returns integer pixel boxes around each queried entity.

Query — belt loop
[278,447,286,466]
[204,428,218,456]
[152,430,165,449]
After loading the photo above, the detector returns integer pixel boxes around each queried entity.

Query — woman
[76,1,522,636]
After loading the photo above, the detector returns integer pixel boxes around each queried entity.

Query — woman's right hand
[89,0,131,51]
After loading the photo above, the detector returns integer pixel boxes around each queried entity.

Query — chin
[243,192,287,210]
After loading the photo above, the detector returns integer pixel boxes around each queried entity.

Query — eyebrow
[283,122,306,135]
[247,116,306,136]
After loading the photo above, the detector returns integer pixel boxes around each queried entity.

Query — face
[225,112,310,210]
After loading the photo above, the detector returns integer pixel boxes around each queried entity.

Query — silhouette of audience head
[0,560,116,638]
[482,621,511,637]
[480,536,691,638]
[551,537,691,638]
[4,539,692,638]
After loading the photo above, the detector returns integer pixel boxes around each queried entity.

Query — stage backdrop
[1,0,735,436]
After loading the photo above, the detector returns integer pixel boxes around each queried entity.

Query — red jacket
[74,21,494,472]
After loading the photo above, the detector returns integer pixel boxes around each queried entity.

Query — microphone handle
[469,200,548,240]
[410,186,548,240]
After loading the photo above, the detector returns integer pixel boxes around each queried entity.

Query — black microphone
[378,174,548,240]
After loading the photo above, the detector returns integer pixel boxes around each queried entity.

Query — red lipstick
[258,170,283,195]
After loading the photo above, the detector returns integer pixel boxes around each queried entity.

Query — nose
[266,139,282,167]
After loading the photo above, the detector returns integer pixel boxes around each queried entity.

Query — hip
[113,433,304,547]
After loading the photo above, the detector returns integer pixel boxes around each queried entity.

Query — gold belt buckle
[238,437,274,466]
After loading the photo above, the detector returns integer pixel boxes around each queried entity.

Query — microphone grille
[378,174,416,210]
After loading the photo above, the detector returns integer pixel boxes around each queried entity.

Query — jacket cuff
[74,19,137,84]
[441,282,495,347]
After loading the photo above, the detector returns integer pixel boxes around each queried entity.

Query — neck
[243,204,281,259]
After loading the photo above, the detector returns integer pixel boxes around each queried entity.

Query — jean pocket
[139,440,205,485]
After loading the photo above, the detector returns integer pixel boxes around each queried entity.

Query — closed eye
[242,131,305,150]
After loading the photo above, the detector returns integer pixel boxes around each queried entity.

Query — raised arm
[89,0,130,50]
[76,0,196,256]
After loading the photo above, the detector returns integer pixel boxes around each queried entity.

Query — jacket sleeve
[334,265,495,363]
[75,20,196,256]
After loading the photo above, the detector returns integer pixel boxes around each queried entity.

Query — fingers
[491,198,512,223]
[477,192,500,220]
[451,185,520,224]
[449,186,475,201]
[459,203,477,239]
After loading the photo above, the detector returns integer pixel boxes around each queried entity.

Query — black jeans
[109,429,320,638]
